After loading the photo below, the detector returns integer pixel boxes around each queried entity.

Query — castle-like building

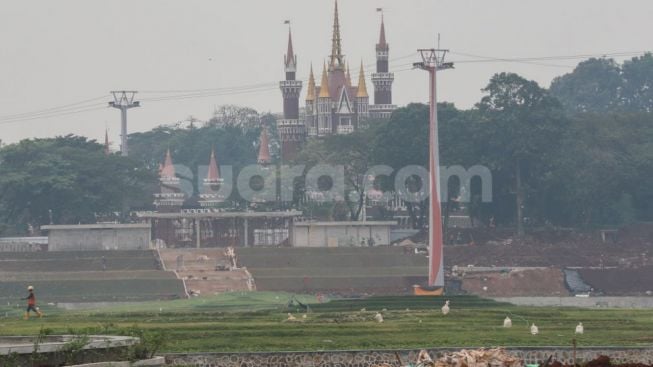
[278,1,396,161]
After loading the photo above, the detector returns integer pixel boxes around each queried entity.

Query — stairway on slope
[158,248,253,296]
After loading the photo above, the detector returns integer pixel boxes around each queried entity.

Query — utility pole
[414,48,453,288]
[109,91,140,156]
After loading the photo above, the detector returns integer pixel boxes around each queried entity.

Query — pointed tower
[346,63,353,88]
[154,149,186,211]
[104,129,111,156]
[326,0,351,135]
[278,27,304,162]
[317,62,333,136]
[257,126,271,165]
[329,0,345,71]
[305,64,317,136]
[370,14,396,119]
[200,148,225,207]
[356,61,370,120]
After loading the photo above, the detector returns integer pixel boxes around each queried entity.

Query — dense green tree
[207,104,261,129]
[296,131,371,221]
[549,58,623,113]
[370,103,429,228]
[128,122,260,204]
[477,73,565,235]
[369,103,473,229]
[548,112,653,226]
[622,53,653,112]
[550,54,653,114]
[0,135,156,235]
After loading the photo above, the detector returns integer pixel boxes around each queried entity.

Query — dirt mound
[460,268,569,297]
[579,266,653,295]
[444,223,653,268]
[411,348,523,367]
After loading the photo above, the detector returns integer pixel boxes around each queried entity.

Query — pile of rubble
[415,349,523,367]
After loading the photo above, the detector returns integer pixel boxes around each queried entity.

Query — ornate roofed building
[199,148,225,207]
[278,1,395,161]
[154,149,186,211]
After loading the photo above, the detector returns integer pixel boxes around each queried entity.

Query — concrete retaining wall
[165,347,653,366]
[42,224,151,251]
[0,237,48,252]
[293,222,395,247]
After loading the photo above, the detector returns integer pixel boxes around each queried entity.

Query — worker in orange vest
[23,285,43,319]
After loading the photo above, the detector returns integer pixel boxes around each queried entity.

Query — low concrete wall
[56,302,143,311]
[0,237,48,252]
[0,335,139,366]
[493,296,653,309]
[71,356,164,367]
[294,222,395,247]
[165,347,653,367]
[42,224,151,251]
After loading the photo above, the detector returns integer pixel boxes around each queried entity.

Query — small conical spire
[257,126,271,165]
[318,62,331,98]
[284,28,296,68]
[377,14,388,49]
[161,149,176,178]
[356,61,368,98]
[346,63,353,87]
[104,129,110,156]
[207,148,220,182]
[329,0,345,70]
[306,64,316,101]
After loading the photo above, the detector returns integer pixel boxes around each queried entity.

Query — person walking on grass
[23,285,43,319]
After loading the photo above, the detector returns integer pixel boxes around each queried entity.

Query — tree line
[295,54,653,231]
[0,54,651,235]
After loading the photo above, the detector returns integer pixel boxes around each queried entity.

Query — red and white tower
[414,48,453,290]
[278,27,304,162]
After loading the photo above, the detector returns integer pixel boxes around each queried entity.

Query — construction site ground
[441,223,653,297]
[154,222,653,298]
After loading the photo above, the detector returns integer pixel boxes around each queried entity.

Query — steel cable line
[139,53,418,96]
[140,61,419,103]
[450,50,650,66]
[2,50,649,125]
[0,95,109,121]
[0,105,108,125]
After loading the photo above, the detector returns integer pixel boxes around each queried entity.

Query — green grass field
[0,292,651,353]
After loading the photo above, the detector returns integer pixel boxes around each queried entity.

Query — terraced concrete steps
[158,249,252,296]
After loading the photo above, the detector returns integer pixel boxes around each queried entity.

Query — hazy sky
[1,0,651,145]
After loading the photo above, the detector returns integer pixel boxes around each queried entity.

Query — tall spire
[207,148,220,182]
[329,0,345,70]
[284,27,297,70]
[104,129,110,156]
[319,62,331,98]
[356,61,369,98]
[377,14,388,49]
[346,63,353,87]
[257,126,271,165]
[306,64,316,101]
